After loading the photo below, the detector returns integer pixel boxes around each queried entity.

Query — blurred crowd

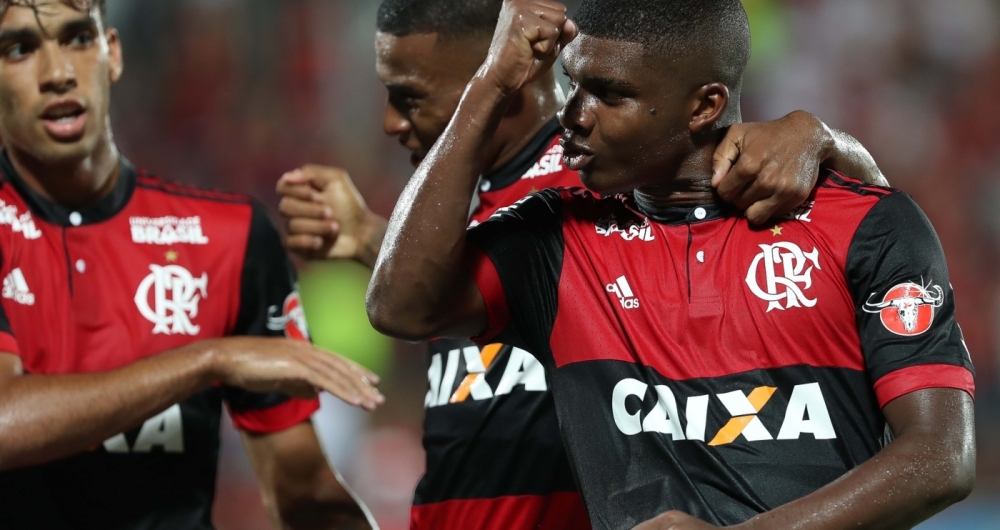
[104,0,1000,528]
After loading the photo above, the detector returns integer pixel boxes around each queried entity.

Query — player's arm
[713,111,888,224]
[635,390,974,530]
[0,337,382,471]
[367,0,576,341]
[243,421,376,530]
[277,165,388,269]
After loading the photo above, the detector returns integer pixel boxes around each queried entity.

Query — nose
[558,85,594,135]
[37,42,77,94]
[383,102,412,138]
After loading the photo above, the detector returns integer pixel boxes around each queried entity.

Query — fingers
[288,218,338,239]
[279,196,331,221]
[287,234,326,255]
[712,126,744,187]
[299,348,385,411]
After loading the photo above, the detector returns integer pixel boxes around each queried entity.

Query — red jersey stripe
[410,492,591,530]
[873,364,975,408]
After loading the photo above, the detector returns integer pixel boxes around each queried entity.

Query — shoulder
[810,170,895,217]
[134,171,254,211]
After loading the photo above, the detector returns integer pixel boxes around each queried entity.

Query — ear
[687,82,729,134]
[106,28,124,84]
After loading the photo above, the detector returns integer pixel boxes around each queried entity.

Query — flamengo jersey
[0,151,318,530]
[412,120,591,530]
[465,172,975,530]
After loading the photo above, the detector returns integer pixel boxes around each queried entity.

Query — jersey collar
[480,118,563,193]
[628,193,734,225]
[0,148,137,227]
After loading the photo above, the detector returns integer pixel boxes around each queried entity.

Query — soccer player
[366,0,976,529]
[0,2,381,529]
[278,2,890,529]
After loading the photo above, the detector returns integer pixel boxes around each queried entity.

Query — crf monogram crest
[746,242,821,312]
[135,265,208,335]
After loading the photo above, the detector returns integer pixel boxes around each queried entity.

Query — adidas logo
[606,275,640,309]
[3,268,35,306]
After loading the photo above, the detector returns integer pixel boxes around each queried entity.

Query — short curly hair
[574,0,751,90]
[376,0,502,39]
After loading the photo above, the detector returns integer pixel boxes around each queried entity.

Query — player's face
[559,35,693,195]
[376,31,485,167]
[0,2,122,165]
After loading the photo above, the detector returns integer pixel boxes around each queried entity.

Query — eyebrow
[385,83,425,97]
[584,75,638,90]
[0,15,96,44]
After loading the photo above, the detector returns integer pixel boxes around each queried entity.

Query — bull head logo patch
[864,282,944,336]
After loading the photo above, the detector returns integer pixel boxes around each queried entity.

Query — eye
[3,42,34,60]
[67,31,96,48]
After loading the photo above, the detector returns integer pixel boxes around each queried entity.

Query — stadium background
[101,0,1000,528]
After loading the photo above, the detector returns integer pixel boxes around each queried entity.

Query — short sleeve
[846,191,975,408]
[464,189,565,355]
[226,201,319,434]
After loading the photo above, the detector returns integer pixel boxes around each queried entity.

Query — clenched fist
[276,165,388,269]
[479,0,578,96]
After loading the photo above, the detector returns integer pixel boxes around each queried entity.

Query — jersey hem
[0,331,18,355]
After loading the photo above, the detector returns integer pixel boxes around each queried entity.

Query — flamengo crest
[135,265,208,335]
[746,242,821,312]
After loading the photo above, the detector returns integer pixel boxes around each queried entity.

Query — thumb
[712,129,743,187]
[560,19,578,48]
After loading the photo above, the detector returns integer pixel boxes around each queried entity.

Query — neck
[634,125,733,209]
[484,75,565,173]
[9,127,120,210]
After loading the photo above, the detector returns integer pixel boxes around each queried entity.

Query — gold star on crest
[165,250,179,262]
[771,226,783,237]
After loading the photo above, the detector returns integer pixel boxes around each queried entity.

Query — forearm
[737,431,973,528]
[0,343,218,470]
[368,77,511,338]
[821,125,888,187]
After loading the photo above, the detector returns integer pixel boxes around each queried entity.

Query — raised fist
[479,0,577,96]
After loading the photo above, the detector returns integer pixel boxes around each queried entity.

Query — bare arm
[635,389,975,530]
[244,421,377,530]
[713,111,888,224]
[366,0,576,341]
[0,338,382,471]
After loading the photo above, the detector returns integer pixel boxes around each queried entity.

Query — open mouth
[41,100,87,141]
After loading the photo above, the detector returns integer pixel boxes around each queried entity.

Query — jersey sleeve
[845,191,975,408]
[464,189,565,356]
[225,201,319,434]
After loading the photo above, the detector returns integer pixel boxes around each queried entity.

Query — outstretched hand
[480,0,578,96]
[712,111,834,225]
[207,337,384,411]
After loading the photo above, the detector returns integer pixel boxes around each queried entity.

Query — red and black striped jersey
[412,120,591,530]
[0,151,318,530]
[465,172,974,530]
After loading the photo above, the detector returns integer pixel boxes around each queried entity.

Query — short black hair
[575,0,751,90]
[376,0,502,39]
[0,0,107,23]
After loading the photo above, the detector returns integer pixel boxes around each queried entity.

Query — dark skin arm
[633,388,976,530]
[244,422,376,530]
[366,0,574,340]
[0,338,383,471]
[713,111,889,225]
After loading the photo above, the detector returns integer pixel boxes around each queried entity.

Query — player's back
[466,171,974,529]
